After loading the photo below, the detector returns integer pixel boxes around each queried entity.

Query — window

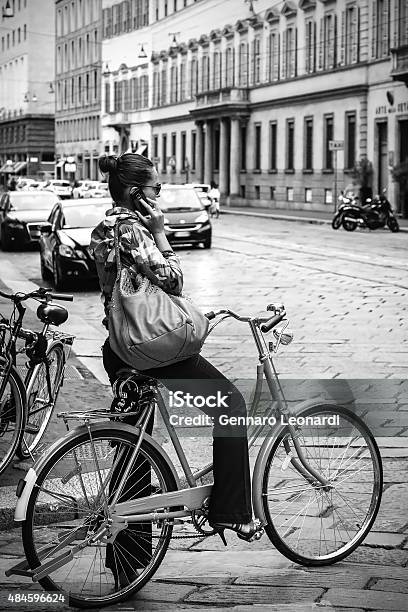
[153,71,160,106]
[324,114,334,170]
[23,24,26,40]
[201,55,209,92]
[305,188,312,203]
[105,82,110,112]
[398,0,408,46]
[171,132,176,157]
[286,119,295,171]
[252,38,261,85]
[267,31,279,81]
[162,134,167,173]
[305,20,316,73]
[282,27,297,78]
[190,57,198,97]
[254,185,260,200]
[325,189,333,204]
[164,0,168,16]
[238,42,248,86]
[345,5,359,64]
[170,63,178,103]
[181,132,186,170]
[240,185,246,198]
[304,117,313,171]
[320,13,336,69]
[345,112,356,170]
[240,124,247,171]
[132,77,139,108]
[269,121,277,171]
[254,123,262,171]
[270,186,275,200]
[225,47,234,87]
[161,67,167,104]
[373,0,390,58]
[153,135,158,157]
[179,62,186,100]
[287,187,294,201]
[191,130,196,170]
[17,27,21,43]
[213,51,221,90]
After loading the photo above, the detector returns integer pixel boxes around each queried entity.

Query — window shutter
[318,18,324,69]
[372,0,377,58]
[313,21,317,72]
[340,10,345,65]
[294,27,298,77]
[282,29,287,79]
[305,21,310,73]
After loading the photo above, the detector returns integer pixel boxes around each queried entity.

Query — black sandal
[210,519,264,545]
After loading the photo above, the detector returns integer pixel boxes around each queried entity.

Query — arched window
[225,47,234,87]
[201,55,209,92]
[179,61,186,100]
[238,42,248,87]
[212,51,220,90]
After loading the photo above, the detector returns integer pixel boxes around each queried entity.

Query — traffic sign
[329,140,344,151]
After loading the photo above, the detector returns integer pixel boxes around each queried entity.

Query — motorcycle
[334,189,400,233]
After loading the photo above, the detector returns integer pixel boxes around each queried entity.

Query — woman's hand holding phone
[134,194,165,235]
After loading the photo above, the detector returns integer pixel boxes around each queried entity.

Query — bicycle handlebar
[260,312,285,333]
[205,307,286,332]
[0,287,73,303]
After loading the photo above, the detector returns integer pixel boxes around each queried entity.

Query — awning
[13,161,27,174]
[0,161,16,173]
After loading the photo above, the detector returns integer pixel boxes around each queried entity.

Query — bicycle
[8,303,383,609]
[0,286,74,474]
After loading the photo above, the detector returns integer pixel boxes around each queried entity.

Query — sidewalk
[221,204,408,232]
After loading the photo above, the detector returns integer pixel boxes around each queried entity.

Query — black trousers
[102,339,252,524]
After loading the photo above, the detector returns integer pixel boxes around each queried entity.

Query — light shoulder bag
[108,220,209,370]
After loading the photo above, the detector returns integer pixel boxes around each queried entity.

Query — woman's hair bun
[98,155,118,173]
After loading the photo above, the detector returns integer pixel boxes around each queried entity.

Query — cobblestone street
[0,214,407,611]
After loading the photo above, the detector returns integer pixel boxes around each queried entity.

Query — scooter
[332,192,358,230]
[340,189,400,233]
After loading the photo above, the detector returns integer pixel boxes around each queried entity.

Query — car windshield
[62,204,108,228]
[158,188,203,211]
[10,193,57,211]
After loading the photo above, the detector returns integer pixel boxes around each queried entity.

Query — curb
[221,208,408,232]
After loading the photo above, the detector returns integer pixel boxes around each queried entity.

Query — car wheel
[52,255,65,291]
[0,227,13,251]
[202,236,212,249]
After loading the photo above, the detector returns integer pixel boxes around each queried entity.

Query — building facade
[0,0,55,181]
[55,0,102,180]
[101,0,408,215]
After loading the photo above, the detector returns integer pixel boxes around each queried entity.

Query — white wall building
[101,0,408,215]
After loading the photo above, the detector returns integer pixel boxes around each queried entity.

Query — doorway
[398,119,408,217]
[376,121,388,193]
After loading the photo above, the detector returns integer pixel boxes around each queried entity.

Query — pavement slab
[321,588,408,611]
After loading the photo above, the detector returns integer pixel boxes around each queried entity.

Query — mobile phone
[130,186,149,214]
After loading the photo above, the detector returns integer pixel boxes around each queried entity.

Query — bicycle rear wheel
[0,364,24,476]
[22,426,177,608]
[261,405,382,566]
[17,342,65,460]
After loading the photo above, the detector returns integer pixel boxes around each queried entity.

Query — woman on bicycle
[90,153,260,551]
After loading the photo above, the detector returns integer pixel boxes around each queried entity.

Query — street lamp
[2,0,13,19]
[244,0,258,16]
[138,43,147,59]
[169,32,180,49]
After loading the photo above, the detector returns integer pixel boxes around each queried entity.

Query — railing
[195,87,249,107]
[106,111,129,125]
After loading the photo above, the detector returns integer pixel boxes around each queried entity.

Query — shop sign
[329,140,344,151]
[65,163,76,172]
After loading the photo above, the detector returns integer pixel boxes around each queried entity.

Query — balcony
[391,44,408,85]
[105,111,130,127]
[190,87,250,120]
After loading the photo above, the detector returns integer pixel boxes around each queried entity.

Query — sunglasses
[140,183,162,195]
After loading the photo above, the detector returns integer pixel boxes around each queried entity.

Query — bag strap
[113,220,123,282]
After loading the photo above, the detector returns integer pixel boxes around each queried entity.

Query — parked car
[16,178,38,191]
[0,190,60,250]
[89,182,109,198]
[44,180,72,199]
[72,180,100,199]
[39,197,112,290]
[157,185,212,248]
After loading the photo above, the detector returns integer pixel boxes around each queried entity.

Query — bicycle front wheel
[17,342,65,460]
[261,405,382,566]
[0,364,24,476]
[22,425,177,609]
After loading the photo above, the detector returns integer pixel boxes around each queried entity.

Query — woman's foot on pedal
[210,519,264,545]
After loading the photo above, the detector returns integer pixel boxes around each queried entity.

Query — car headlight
[194,212,209,223]
[59,244,85,259]
[7,220,24,228]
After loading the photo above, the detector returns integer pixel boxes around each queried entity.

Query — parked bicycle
[0,287,74,474]
[8,303,383,608]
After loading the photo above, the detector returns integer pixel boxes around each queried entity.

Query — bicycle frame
[82,313,330,529]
